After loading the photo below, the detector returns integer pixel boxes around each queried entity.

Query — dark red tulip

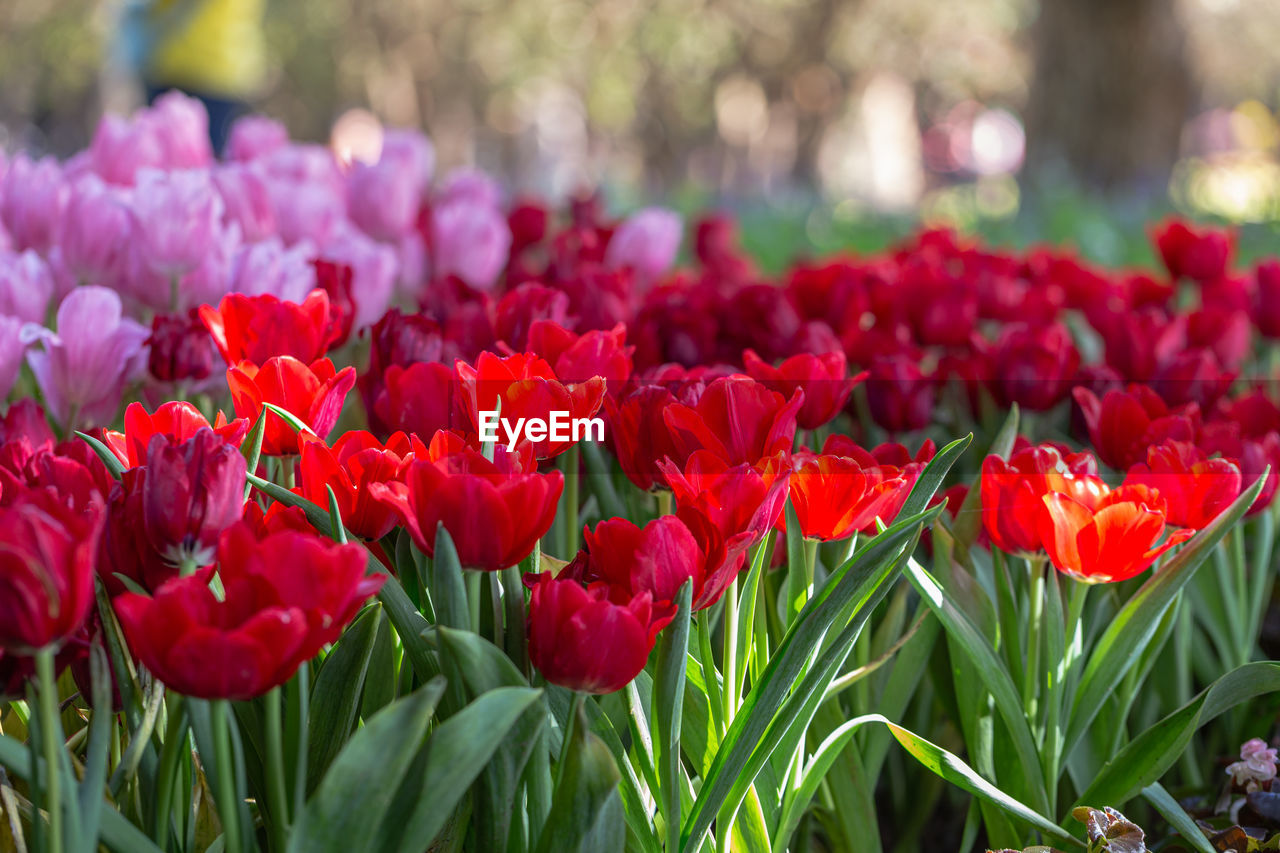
[604,385,683,491]
[1153,219,1233,283]
[1151,348,1236,410]
[0,438,111,514]
[227,356,357,455]
[0,487,103,652]
[99,468,174,595]
[493,283,572,352]
[1124,440,1241,530]
[148,310,216,384]
[1252,260,1280,339]
[742,348,863,431]
[991,322,1080,411]
[369,444,562,571]
[371,361,464,443]
[312,259,356,348]
[104,401,249,469]
[508,199,549,253]
[1073,385,1198,470]
[113,525,380,699]
[1186,307,1252,371]
[200,289,337,366]
[664,376,802,468]
[525,572,667,695]
[1095,306,1186,383]
[980,444,1105,556]
[0,401,56,448]
[142,429,246,566]
[864,354,934,434]
[298,431,413,541]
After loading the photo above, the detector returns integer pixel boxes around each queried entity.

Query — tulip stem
[264,687,290,851]
[34,647,63,853]
[1023,557,1046,723]
[803,538,819,604]
[210,699,242,853]
[466,571,482,634]
[562,443,580,559]
[722,577,739,721]
[657,490,672,518]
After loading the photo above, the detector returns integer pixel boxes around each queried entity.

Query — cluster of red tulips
[2,101,1279,853]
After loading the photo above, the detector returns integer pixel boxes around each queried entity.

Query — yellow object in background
[146,0,267,100]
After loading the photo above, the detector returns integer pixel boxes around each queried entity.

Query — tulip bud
[148,311,216,384]
[142,429,247,567]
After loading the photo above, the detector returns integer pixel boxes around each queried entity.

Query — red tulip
[298,431,413,541]
[657,449,789,543]
[604,385,683,491]
[525,320,634,396]
[0,487,103,652]
[525,572,668,694]
[371,361,466,443]
[493,283,572,353]
[199,289,337,366]
[664,376,802,468]
[1073,385,1198,470]
[864,354,934,434]
[742,348,863,430]
[0,438,112,514]
[369,444,562,571]
[227,356,357,455]
[1151,348,1236,410]
[312,259,356,348]
[980,445,1105,556]
[1153,219,1233,283]
[1124,440,1242,529]
[142,429,247,566]
[99,468,174,595]
[0,400,55,448]
[148,310,216,384]
[1039,484,1192,584]
[456,351,606,459]
[1095,306,1186,383]
[113,525,380,699]
[786,451,913,541]
[991,322,1080,412]
[1252,260,1280,339]
[104,401,249,469]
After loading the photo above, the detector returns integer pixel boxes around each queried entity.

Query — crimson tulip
[1124,440,1242,529]
[864,354,934,434]
[227,356,357,455]
[142,429,246,567]
[369,444,562,571]
[991,322,1080,412]
[199,288,336,365]
[113,524,380,699]
[1038,484,1192,584]
[1153,219,1233,283]
[742,348,863,430]
[0,487,103,652]
[371,361,465,443]
[148,309,216,384]
[297,431,412,540]
[99,468,174,595]
[657,449,789,543]
[525,572,669,694]
[1073,385,1198,470]
[0,438,112,513]
[104,400,248,468]
[663,376,802,468]
[604,384,683,491]
[525,320,634,396]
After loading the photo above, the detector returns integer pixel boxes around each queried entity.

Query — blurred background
[4,0,1280,265]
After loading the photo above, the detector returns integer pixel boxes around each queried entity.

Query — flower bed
[1,93,1279,853]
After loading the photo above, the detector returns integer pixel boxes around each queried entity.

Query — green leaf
[361,608,397,719]
[239,409,267,500]
[263,401,313,436]
[287,677,446,853]
[429,525,469,632]
[580,440,626,521]
[306,605,381,792]
[655,580,693,853]
[435,627,544,852]
[326,485,348,544]
[680,435,970,852]
[951,403,1017,559]
[1063,473,1266,760]
[375,687,543,852]
[903,556,1051,815]
[1072,661,1280,817]
[533,699,625,853]
[76,430,124,480]
[1141,782,1216,853]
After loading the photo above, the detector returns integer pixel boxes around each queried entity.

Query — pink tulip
[605,207,682,290]
[24,286,150,430]
[226,116,290,162]
[88,114,166,186]
[320,226,398,329]
[0,250,54,324]
[213,164,277,242]
[147,91,214,170]
[347,130,433,242]
[438,167,500,208]
[229,237,317,303]
[431,198,511,291]
[58,175,132,288]
[0,154,67,253]
[128,169,226,279]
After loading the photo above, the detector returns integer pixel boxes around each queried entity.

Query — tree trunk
[1023,0,1196,197]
